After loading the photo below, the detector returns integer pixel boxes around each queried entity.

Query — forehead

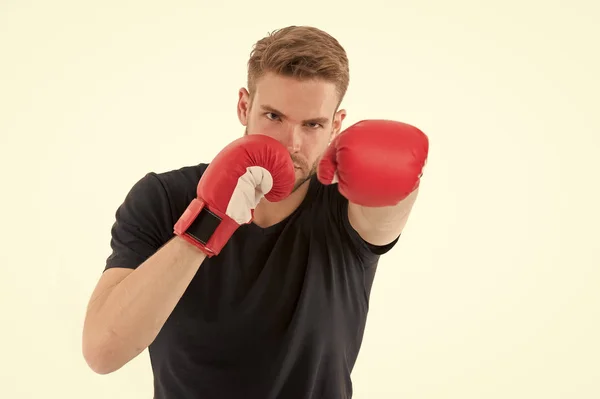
[252,72,339,119]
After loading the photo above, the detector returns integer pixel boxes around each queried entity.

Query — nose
[281,124,302,152]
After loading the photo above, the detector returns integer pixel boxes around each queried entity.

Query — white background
[1,1,599,398]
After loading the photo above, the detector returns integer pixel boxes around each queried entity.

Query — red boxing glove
[318,119,428,207]
[174,134,295,256]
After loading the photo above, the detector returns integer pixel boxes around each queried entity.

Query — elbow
[82,332,123,375]
[86,360,116,375]
[83,345,118,375]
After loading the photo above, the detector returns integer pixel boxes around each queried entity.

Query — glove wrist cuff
[173,199,239,257]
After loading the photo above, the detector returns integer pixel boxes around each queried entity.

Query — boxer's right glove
[174,134,295,257]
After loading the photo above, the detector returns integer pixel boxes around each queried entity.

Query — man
[82,25,428,399]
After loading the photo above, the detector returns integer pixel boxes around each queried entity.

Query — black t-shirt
[105,163,399,399]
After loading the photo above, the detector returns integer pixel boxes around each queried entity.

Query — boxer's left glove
[318,119,429,207]
[174,134,295,257]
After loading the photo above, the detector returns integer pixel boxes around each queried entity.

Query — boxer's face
[237,72,346,190]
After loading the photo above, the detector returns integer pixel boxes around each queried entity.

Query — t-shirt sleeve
[104,172,175,271]
[326,184,400,266]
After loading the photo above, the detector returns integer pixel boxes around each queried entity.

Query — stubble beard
[292,156,318,192]
[244,126,317,193]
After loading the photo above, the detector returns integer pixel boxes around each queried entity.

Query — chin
[291,169,313,191]
[296,167,310,179]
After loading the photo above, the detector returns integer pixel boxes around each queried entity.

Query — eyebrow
[260,104,330,125]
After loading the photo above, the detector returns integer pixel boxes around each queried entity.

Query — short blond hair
[247,26,350,106]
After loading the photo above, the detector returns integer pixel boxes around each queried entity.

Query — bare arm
[82,235,207,374]
[348,187,420,246]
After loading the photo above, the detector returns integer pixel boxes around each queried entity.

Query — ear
[331,108,347,140]
[237,88,251,126]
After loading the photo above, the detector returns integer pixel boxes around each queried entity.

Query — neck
[252,178,311,228]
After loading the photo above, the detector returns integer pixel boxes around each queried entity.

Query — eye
[306,122,323,129]
[265,112,280,121]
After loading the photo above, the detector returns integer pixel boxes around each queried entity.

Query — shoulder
[153,163,209,193]
[123,163,208,213]
[105,163,208,270]
[147,163,209,214]
[306,177,399,264]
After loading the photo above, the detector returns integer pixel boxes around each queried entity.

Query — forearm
[348,188,419,246]
[83,236,206,373]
